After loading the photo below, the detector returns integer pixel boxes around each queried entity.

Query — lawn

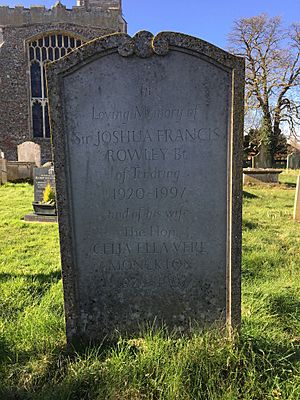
[0,171,299,399]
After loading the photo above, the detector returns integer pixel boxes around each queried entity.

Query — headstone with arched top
[17,141,41,167]
[47,31,244,346]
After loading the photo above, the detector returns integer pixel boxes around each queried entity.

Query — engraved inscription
[111,186,186,201]
[124,225,176,238]
[92,241,205,255]
[140,85,151,97]
[62,48,231,334]
[92,104,201,122]
[102,207,189,222]
[114,167,180,184]
[70,126,222,146]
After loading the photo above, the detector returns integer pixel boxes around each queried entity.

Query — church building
[0,0,126,162]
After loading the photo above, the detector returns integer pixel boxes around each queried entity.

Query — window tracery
[28,33,83,138]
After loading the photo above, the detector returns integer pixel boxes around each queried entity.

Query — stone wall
[0,1,126,163]
[0,2,125,29]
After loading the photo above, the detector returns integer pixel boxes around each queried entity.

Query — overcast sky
[2,0,300,49]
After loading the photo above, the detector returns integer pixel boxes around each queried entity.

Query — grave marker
[0,149,7,185]
[47,31,244,345]
[252,143,269,169]
[287,152,300,169]
[33,165,56,203]
[17,141,41,167]
[294,176,300,221]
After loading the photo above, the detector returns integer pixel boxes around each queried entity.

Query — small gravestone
[33,165,56,203]
[0,149,7,185]
[252,143,270,168]
[17,141,41,167]
[294,176,300,221]
[23,164,57,223]
[47,31,244,345]
[287,152,300,169]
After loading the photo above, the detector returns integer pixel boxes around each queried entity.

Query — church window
[30,62,42,98]
[32,102,43,138]
[28,32,85,138]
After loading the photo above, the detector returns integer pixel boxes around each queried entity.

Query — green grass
[0,172,300,399]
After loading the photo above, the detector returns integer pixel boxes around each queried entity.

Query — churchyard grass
[0,172,300,399]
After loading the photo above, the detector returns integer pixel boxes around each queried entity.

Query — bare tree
[228,15,300,166]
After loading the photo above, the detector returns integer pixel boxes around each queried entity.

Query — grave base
[23,213,58,223]
[243,168,283,185]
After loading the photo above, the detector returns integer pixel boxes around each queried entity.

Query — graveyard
[0,171,300,399]
[0,0,299,398]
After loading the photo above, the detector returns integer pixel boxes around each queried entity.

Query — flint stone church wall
[0,1,126,162]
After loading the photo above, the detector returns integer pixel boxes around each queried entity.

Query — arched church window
[28,33,84,139]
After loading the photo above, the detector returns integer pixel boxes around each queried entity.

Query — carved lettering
[102,207,189,222]
[115,167,180,184]
[70,127,223,147]
[92,241,205,256]
[91,104,200,122]
[124,225,176,238]
[112,186,186,200]
[140,85,151,97]
[105,148,168,162]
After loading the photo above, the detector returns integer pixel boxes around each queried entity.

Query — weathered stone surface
[287,152,300,169]
[0,158,7,184]
[18,141,41,167]
[47,31,244,345]
[252,144,270,168]
[23,213,58,223]
[243,168,283,184]
[294,176,300,221]
[0,2,124,28]
[7,161,35,181]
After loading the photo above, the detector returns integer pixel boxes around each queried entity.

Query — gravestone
[252,143,270,168]
[17,141,41,167]
[0,149,7,185]
[33,165,56,203]
[23,164,57,223]
[47,31,244,345]
[287,152,300,169]
[294,176,300,221]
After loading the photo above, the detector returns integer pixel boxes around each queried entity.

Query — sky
[1,0,300,49]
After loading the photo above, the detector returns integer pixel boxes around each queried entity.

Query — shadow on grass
[243,190,259,199]
[242,219,258,230]
[268,292,300,336]
[281,182,297,188]
[0,270,62,332]
[1,328,300,400]
[0,271,61,284]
